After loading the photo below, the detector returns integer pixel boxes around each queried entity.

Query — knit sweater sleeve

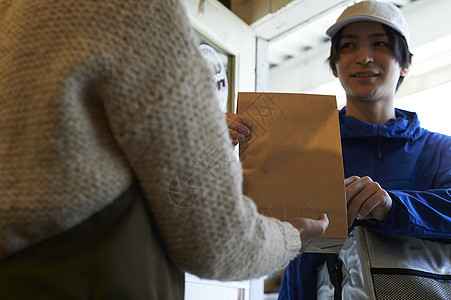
[96,0,301,280]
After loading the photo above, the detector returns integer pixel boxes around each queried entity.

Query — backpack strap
[326,254,343,299]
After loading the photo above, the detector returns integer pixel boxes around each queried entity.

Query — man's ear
[400,58,412,76]
[333,70,338,78]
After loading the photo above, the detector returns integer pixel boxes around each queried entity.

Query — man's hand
[225,113,251,146]
[345,176,393,227]
[288,214,329,253]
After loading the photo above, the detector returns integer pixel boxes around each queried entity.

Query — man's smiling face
[334,21,407,103]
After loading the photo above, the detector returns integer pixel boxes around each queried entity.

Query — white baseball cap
[326,1,410,46]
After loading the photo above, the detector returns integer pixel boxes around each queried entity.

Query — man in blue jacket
[226,1,451,299]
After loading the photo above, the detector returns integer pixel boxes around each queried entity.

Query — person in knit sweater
[0,0,328,298]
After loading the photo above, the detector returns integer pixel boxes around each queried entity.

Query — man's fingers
[345,176,372,202]
[346,177,373,226]
[344,176,360,187]
[346,177,393,224]
[347,199,365,226]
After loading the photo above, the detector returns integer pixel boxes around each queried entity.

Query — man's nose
[356,47,374,65]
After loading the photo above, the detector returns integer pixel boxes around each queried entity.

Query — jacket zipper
[377,136,382,159]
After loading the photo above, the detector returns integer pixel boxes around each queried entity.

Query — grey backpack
[317,227,451,299]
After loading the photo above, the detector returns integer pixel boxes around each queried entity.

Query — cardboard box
[237,92,348,253]
[230,0,292,24]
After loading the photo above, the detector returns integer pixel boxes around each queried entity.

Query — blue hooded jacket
[278,107,451,300]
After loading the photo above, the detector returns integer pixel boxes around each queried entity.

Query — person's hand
[225,113,251,146]
[288,214,329,253]
[345,176,393,227]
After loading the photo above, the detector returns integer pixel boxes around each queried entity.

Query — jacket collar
[339,107,424,141]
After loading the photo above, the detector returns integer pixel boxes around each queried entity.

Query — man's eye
[340,42,354,49]
[374,41,390,47]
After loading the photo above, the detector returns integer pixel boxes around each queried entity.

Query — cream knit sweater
[0,0,301,280]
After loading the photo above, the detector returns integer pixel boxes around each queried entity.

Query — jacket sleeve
[98,0,301,280]
[377,189,451,238]
[375,135,451,238]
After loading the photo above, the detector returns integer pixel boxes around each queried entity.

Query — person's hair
[327,24,413,91]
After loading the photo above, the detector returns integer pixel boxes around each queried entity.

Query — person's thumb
[316,213,329,235]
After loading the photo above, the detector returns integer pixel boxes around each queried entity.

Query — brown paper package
[237,92,348,253]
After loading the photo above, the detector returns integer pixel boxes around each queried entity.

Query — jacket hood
[339,107,425,141]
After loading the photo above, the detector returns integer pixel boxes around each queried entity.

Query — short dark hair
[327,24,413,91]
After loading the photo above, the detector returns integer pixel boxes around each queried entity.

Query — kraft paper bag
[237,92,347,253]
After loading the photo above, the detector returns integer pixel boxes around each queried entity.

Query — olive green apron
[0,184,184,300]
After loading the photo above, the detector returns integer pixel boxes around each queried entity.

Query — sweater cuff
[278,219,302,260]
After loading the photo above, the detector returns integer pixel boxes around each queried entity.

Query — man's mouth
[351,72,379,78]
